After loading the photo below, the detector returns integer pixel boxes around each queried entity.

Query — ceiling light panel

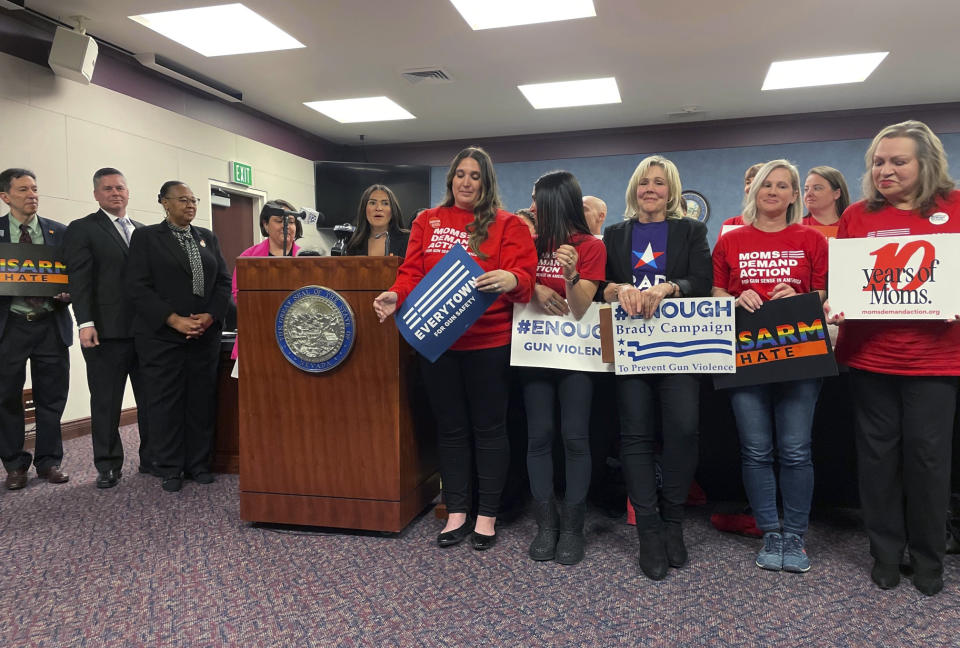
[761,52,889,91]
[303,97,416,124]
[450,0,595,30]
[129,4,304,57]
[518,77,621,109]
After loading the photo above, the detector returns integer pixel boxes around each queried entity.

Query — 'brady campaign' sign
[612,297,736,375]
[396,245,497,362]
[828,234,960,319]
[0,242,68,297]
[713,292,837,389]
[510,302,613,372]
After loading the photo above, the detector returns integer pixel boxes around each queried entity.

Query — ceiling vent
[401,67,453,85]
[666,105,706,121]
[135,53,243,102]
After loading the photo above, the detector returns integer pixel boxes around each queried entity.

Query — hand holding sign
[822,300,844,325]
[616,284,643,317]
[475,269,517,294]
[533,284,569,316]
[769,283,798,300]
[735,288,764,313]
[640,282,673,320]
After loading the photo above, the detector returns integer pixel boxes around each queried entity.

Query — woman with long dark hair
[346,184,409,257]
[373,147,537,550]
[523,171,605,565]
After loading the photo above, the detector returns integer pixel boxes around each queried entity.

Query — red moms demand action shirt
[390,205,537,351]
[535,232,606,296]
[835,191,960,375]
[712,223,828,300]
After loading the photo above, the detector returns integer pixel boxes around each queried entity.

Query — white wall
[0,51,316,422]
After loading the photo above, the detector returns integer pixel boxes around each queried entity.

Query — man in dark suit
[63,168,151,489]
[0,168,73,490]
[125,180,230,493]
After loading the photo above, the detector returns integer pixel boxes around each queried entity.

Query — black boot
[556,501,586,565]
[528,498,560,561]
[636,512,668,580]
[664,521,688,568]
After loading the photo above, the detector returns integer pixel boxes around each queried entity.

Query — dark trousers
[0,316,68,472]
[850,368,958,574]
[83,338,151,472]
[617,373,700,526]
[136,334,219,479]
[420,345,510,517]
[522,367,592,504]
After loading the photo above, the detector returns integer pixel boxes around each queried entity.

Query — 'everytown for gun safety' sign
[396,245,497,362]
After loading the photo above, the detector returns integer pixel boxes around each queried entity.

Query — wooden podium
[235,256,438,532]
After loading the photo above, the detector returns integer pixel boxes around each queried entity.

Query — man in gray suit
[64,168,151,488]
[0,168,72,490]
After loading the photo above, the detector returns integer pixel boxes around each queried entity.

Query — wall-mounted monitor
[313,161,431,229]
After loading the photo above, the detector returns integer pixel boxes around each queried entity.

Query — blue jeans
[729,378,821,536]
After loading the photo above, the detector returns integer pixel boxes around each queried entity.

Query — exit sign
[229,161,253,186]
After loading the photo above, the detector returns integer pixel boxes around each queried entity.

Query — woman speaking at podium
[373,147,537,550]
[345,184,409,257]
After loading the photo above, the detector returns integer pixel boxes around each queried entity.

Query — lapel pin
[199,239,207,247]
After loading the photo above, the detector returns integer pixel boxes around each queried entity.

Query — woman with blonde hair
[832,120,960,595]
[600,155,711,579]
[712,160,828,574]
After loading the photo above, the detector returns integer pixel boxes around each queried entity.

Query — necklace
[371,231,388,240]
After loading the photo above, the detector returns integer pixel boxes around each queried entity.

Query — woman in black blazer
[345,184,410,257]
[600,155,712,580]
[125,181,231,493]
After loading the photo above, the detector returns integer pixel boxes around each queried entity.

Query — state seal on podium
[275,285,356,372]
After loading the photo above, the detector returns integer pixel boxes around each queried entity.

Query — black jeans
[522,367,592,504]
[849,368,958,574]
[617,373,700,526]
[420,345,511,517]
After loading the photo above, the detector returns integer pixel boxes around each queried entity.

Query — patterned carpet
[1,426,957,647]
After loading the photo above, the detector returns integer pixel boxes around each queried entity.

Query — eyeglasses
[165,196,200,206]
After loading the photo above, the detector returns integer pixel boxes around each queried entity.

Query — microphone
[329,223,356,257]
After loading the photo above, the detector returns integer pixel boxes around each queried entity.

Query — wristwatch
[566,273,580,286]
